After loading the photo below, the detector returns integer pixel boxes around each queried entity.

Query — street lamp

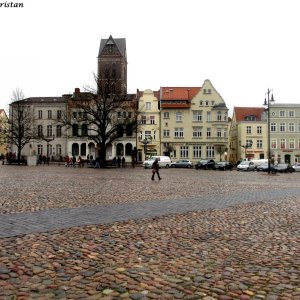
[239,140,253,160]
[42,135,55,158]
[138,134,152,159]
[263,89,275,174]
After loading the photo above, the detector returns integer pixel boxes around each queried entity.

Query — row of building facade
[3,35,300,165]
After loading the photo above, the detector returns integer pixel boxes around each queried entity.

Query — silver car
[237,161,255,171]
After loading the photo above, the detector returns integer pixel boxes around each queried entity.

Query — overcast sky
[1,0,300,115]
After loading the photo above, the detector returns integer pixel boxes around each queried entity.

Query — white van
[143,156,171,169]
[250,159,268,169]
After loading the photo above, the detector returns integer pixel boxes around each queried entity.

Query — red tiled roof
[160,87,201,100]
[234,107,265,122]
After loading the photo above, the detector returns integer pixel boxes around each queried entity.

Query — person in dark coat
[151,158,161,180]
[117,157,121,168]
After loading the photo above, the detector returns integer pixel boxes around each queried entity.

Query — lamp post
[263,89,275,174]
[239,140,253,160]
[139,135,152,159]
[42,135,55,158]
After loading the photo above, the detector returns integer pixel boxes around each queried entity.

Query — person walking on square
[121,156,126,168]
[151,158,161,180]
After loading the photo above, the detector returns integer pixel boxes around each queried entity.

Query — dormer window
[244,115,257,121]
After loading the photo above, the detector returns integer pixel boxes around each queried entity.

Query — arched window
[116,143,124,156]
[125,143,133,156]
[72,124,78,136]
[81,124,88,136]
[72,143,79,156]
[80,143,86,156]
[126,123,133,136]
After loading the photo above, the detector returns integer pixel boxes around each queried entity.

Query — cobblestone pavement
[0,165,300,299]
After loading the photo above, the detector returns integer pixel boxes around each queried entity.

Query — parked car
[213,161,233,171]
[195,159,215,170]
[170,159,193,168]
[236,160,255,171]
[292,163,300,172]
[257,162,277,173]
[274,163,294,173]
[143,156,171,169]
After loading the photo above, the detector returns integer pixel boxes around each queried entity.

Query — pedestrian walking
[151,158,161,180]
[72,156,76,167]
[121,157,126,168]
[117,156,121,168]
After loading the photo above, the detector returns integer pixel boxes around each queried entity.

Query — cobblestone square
[0,165,299,299]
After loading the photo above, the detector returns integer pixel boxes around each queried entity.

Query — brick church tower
[97,35,127,96]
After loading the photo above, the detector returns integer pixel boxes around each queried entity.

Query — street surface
[0,165,299,299]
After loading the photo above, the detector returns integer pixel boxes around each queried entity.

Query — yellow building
[229,107,267,164]
[160,79,229,163]
[137,89,160,161]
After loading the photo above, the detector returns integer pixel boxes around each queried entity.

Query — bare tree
[8,88,36,164]
[63,75,138,167]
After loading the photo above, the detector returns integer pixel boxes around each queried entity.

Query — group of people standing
[64,155,84,167]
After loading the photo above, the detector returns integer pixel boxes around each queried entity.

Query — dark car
[274,163,294,173]
[257,163,277,173]
[195,159,215,170]
[170,159,193,168]
[213,161,233,171]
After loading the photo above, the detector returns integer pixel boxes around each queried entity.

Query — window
[174,128,184,138]
[81,124,88,136]
[145,130,151,139]
[217,111,222,121]
[56,125,62,137]
[279,110,285,117]
[280,138,286,149]
[246,140,253,148]
[271,139,277,149]
[279,123,286,132]
[180,146,189,158]
[193,111,202,121]
[37,145,43,155]
[48,110,52,119]
[150,116,155,124]
[205,101,209,106]
[117,112,122,119]
[163,130,170,137]
[207,112,211,121]
[38,110,42,119]
[56,144,62,155]
[141,116,146,124]
[145,102,151,110]
[57,110,62,120]
[47,144,53,156]
[73,112,77,119]
[223,129,227,138]
[176,112,182,122]
[246,126,252,134]
[217,128,222,137]
[206,146,215,158]
[123,111,127,118]
[257,140,263,149]
[207,128,211,137]
[128,112,132,118]
[199,101,203,106]
[72,124,78,136]
[270,122,276,132]
[193,145,202,158]
[193,127,202,137]
[257,126,262,134]
[289,123,295,132]
[289,139,295,149]
[37,125,43,137]
[298,139,300,149]
[163,112,169,118]
[47,125,52,137]
[289,111,295,118]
